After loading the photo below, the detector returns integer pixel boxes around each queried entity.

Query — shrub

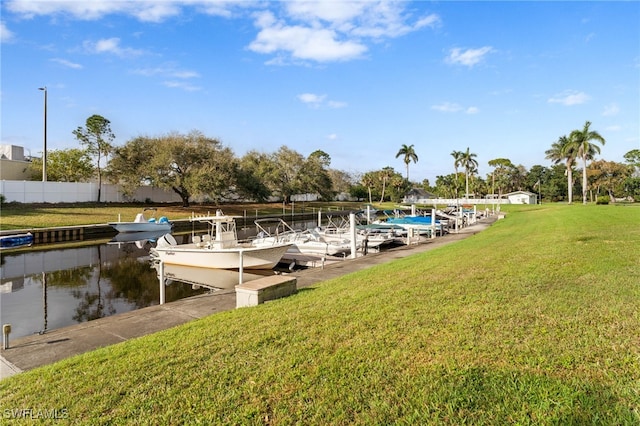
[596,196,609,205]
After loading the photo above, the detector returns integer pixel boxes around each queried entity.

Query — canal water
[0,220,320,339]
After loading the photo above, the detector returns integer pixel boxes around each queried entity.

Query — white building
[503,191,538,204]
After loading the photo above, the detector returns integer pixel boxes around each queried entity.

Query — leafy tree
[587,160,631,202]
[236,151,272,202]
[395,144,418,180]
[327,169,355,196]
[28,148,94,182]
[389,173,410,203]
[268,146,308,203]
[487,158,514,198]
[451,150,464,197]
[545,135,577,203]
[378,166,395,202]
[460,147,478,198]
[108,131,236,207]
[73,114,115,202]
[526,164,549,200]
[309,150,331,168]
[569,121,606,204]
[361,172,377,204]
[434,174,458,198]
[623,149,640,176]
[303,151,334,201]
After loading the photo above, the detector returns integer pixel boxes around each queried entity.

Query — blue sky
[2,1,639,184]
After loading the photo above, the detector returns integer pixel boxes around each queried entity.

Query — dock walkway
[1,217,496,380]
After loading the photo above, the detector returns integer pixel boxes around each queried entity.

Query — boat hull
[152,243,292,270]
[109,222,172,233]
[0,232,34,249]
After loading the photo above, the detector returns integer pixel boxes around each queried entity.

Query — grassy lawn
[1,203,639,424]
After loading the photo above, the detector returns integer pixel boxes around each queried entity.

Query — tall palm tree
[460,147,478,198]
[395,144,418,180]
[451,150,464,198]
[361,172,375,204]
[545,135,577,204]
[569,121,606,204]
[379,166,394,203]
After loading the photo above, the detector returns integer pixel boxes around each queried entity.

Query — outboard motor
[156,234,178,249]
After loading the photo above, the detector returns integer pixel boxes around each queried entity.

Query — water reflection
[0,241,205,339]
[0,219,318,339]
[156,263,276,290]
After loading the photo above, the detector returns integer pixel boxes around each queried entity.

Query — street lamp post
[38,86,47,182]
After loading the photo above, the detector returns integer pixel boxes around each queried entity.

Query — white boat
[109,208,172,233]
[315,216,395,250]
[150,211,292,270]
[253,219,352,257]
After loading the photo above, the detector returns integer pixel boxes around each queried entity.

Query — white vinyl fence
[402,197,511,205]
[0,180,182,203]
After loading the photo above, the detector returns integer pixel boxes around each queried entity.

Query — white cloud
[83,37,144,57]
[249,2,439,64]
[297,93,346,109]
[133,65,199,79]
[548,90,590,106]
[6,0,182,22]
[602,103,620,116]
[1,21,15,43]
[162,81,202,92]
[6,1,439,64]
[432,102,479,114]
[446,46,493,67]
[298,93,326,106]
[50,58,83,69]
[605,125,621,132]
[327,133,338,141]
[249,15,367,63]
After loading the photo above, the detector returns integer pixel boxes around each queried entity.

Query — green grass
[2,204,639,424]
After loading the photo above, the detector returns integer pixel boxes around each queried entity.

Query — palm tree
[451,150,464,198]
[395,144,418,180]
[460,147,478,199]
[569,121,606,204]
[379,167,394,203]
[545,135,577,204]
[361,172,376,204]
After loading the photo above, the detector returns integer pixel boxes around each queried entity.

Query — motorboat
[253,219,352,257]
[0,232,34,250]
[313,215,395,250]
[150,211,292,270]
[108,208,172,233]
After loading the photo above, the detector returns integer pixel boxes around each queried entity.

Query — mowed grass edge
[1,204,639,424]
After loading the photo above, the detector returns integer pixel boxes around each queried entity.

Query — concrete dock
[1,218,495,380]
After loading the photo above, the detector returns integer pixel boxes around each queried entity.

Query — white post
[366,205,371,224]
[318,209,322,227]
[431,209,436,239]
[349,213,357,259]
[159,261,165,305]
[411,204,416,216]
[238,250,244,284]
[3,324,11,350]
